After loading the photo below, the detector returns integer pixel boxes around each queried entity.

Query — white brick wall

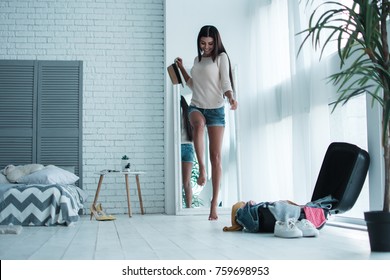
[0,0,165,214]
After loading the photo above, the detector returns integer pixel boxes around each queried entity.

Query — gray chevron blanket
[0,183,86,226]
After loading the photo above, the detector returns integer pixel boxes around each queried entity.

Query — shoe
[274,219,303,238]
[296,219,319,237]
[90,203,116,221]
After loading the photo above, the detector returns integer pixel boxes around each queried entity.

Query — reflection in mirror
[175,66,241,214]
[180,94,194,208]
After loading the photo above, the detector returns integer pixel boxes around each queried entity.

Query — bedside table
[90,170,146,219]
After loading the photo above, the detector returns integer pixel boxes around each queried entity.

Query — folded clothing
[268,200,301,222]
[303,206,326,229]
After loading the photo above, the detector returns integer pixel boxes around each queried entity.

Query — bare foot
[197,167,206,186]
[208,207,218,220]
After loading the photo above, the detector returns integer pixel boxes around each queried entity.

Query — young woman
[176,25,238,220]
[180,95,194,208]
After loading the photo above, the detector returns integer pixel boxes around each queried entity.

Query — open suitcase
[258,142,370,232]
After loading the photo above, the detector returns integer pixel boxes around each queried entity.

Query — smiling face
[199,36,214,57]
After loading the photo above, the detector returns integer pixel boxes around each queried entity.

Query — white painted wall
[0,0,165,214]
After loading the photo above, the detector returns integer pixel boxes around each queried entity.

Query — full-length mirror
[174,66,241,215]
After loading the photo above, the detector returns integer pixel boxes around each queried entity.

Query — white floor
[0,214,390,260]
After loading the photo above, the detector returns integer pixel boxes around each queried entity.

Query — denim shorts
[181,143,195,163]
[188,105,225,127]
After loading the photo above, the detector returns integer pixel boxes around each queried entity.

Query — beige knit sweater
[186,52,233,109]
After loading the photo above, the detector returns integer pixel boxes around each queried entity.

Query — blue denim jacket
[236,202,269,233]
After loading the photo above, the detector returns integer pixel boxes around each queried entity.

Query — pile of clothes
[223,195,338,238]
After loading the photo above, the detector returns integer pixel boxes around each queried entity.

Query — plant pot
[364,211,390,252]
[121,160,130,171]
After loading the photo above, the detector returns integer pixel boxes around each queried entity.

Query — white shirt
[186,52,233,109]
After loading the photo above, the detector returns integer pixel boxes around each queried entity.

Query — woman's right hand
[175,57,190,83]
[175,57,183,68]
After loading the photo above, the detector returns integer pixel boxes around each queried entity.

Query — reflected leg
[182,161,193,208]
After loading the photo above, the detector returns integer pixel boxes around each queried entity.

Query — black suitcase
[258,142,370,232]
[311,142,370,214]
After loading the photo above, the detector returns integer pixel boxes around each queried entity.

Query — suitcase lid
[310,142,370,214]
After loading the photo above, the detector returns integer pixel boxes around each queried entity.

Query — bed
[0,165,87,226]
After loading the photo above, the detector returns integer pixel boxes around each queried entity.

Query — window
[329,94,369,219]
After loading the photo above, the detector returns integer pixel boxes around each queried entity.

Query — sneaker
[296,219,319,237]
[274,219,303,238]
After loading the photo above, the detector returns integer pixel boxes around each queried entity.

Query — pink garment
[303,206,326,228]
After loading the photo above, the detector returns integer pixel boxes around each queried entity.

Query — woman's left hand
[229,98,238,110]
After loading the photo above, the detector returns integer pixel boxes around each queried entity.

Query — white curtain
[238,0,334,204]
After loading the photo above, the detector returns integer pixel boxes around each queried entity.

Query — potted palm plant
[298,0,390,251]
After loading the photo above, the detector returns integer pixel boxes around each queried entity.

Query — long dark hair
[181,95,192,141]
[196,25,234,91]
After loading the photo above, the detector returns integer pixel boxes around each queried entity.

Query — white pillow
[17,166,79,185]
[0,172,10,184]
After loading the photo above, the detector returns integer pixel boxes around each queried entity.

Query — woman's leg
[207,126,225,220]
[182,161,193,208]
[189,111,207,186]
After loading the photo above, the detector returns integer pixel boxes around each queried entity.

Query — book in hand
[167,63,184,87]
